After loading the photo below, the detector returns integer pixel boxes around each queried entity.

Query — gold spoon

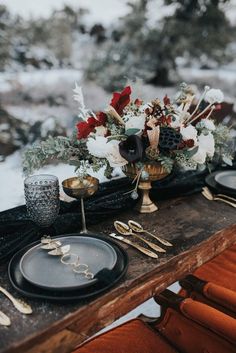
[0,286,32,315]
[201,189,236,208]
[114,221,166,253]
[128,220,173,247]
[203,186,236,203]
[0,311,11,326]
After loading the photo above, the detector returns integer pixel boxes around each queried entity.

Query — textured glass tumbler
[24,174,60,228]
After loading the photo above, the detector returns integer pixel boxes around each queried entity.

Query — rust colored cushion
[155,307,236,353]
[180,298,236,345]
[189,291,236,319]
[194,244,236,291]
[74,319,178,353]
[203,282,236,312]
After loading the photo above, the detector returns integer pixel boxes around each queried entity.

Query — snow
[0,69,83,94]
[0,0,129,25]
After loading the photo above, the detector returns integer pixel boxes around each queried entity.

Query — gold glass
[62,176,99,233]
[123,162,169,213]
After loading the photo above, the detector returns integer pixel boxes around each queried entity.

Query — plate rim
[8,233,129,302]
[19,235,118,291]
[215,170,236,190]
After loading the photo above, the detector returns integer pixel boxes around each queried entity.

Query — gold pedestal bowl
[123,163,169,213]
[62,176,99,233]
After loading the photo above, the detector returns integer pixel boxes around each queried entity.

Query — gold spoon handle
[0,286,32,314]
[144,230,173,247]
[109,234,158,258]
[217,193,236,203]
[0,311,11,326]
[132,232,166,253]
[214,197,236,208]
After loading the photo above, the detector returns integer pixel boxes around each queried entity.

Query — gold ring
[60,253,79,266]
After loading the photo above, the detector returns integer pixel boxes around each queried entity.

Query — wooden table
[0,193,236,353]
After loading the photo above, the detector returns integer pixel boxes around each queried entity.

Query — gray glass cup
[24,174,60,228]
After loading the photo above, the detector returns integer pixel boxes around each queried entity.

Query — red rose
[110,86,131,115]
[96,111,107,125]
[76,121,94,139]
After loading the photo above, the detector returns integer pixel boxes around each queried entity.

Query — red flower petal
[163,95,170,106]
[76,121,93,139]
[87,117,99,128]
[96,111,107,125]
[110,86,131,115]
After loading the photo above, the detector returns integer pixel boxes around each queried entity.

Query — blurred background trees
[0,0,235,90]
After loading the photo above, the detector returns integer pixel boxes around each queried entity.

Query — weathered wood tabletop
[0,193,236,353]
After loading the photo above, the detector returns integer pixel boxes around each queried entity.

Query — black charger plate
[8,233,128,302]
[205,171,236,197]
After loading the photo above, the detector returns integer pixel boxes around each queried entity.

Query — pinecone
[159,127,181,150]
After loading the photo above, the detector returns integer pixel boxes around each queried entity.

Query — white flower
[198,119,216,131]
[198,132,215,157]
[205,89,224,104]
[125,114,146,132]
[180,125,198,142]
[94,125,108,136]
[106,140,128,168]
[86,136,108,158]
[192,132,215,165]
[191,148,207,164]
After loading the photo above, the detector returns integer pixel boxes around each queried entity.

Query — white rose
[192,148,207,165]
[125,114,146,132]
[86,136,109,158]
[198,132,215,157]
[180,124,198,142]
[105,140,128,168]
[205,89,224,104]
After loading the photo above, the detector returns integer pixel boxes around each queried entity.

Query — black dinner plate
[205,171,236,196]
[8,233,128,302]
[19,236,117,291]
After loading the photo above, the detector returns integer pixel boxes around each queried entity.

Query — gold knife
[109,233,158,259]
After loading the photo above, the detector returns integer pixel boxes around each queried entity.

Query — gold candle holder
[123,163,169,213]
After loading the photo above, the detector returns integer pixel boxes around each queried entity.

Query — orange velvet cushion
[194,244,236,291]
[189,291,236,319]
[74,319,178,353]
[203,282,236,313]
[180,298,236,345]
[155,307,236,353]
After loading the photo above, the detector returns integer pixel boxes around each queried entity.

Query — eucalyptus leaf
[185,146,198,158]
[125,128,140,136]
[222,155,233,166]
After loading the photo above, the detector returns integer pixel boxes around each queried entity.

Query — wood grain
[1,193,236,353]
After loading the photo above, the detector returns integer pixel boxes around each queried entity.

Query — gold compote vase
[123,162,169,213]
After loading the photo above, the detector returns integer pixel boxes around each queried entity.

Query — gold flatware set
[109,220,173,259]
[0,286,32,326]
[202,187,236,208]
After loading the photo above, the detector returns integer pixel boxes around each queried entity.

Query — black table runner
[0,167,218,264]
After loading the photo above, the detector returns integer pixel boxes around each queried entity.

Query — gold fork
[202,188,236,208]
[0,286,32,314]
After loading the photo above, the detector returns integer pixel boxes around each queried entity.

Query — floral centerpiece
[23,82,232,180]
